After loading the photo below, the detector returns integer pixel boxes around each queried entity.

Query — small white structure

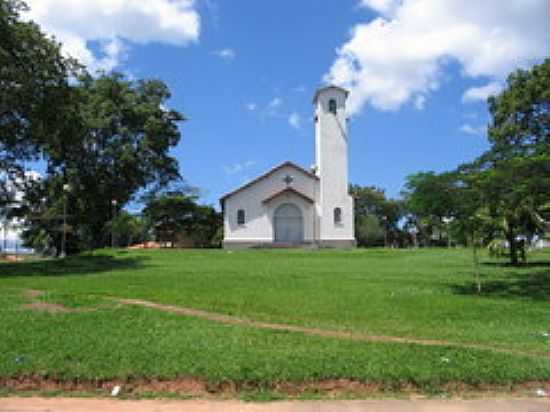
[220,86,355,248]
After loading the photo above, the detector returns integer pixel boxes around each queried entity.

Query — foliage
[15,72,185,254]
[350,185,403,247]
[402,172,459,246]
[469,58,550,264]
[403,59,549,265]
[142,192,221,248]
[487,58,549,159]
[0,0,77,207]
[355,215,384,247]
[110,211,149,247]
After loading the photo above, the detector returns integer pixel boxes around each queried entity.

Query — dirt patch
[3,254,24,262]
[22,289,45,300]
[21,302,74,314]
[20,289,104,314]
[1,376,549,399]
[116,298,550,359]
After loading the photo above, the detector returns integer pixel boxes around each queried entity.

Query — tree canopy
[0,0,77,206]
[16,72,186,253]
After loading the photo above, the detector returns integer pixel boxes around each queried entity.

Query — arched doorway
[274,203,304,244]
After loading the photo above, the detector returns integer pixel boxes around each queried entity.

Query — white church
[220,85,356,249]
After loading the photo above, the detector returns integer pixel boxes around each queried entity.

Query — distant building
[220,86,356,249]
[534,236,550,249]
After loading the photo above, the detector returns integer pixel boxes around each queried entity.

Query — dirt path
[18,289,550,359]
[1,397,549,412]
[117,298,550,359]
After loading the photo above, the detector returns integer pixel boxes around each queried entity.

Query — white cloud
[268,97,283,109]
[360,0,400,14]
[212,48,236,60]
[288,112,302,129]
[24,0,201,72]
[459,123,485,137]
[462,81,503,103]
[326,0,550,115]
[264,97,284,118]
[246,103,257,112]
[413,95,426,111]
[224,160,256,176]
[293,85,306,93]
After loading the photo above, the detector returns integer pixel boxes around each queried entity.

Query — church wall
[223,164,318,245]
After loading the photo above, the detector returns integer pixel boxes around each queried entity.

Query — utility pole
[111,199,118,248]
[60,184,71,258]
[382,216,388,248]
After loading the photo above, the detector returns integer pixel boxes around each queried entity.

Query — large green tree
[469,59,550,264]
[17,72,185,253]
[0,0,76,207]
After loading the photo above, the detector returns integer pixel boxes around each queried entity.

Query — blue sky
[25,0,550,208]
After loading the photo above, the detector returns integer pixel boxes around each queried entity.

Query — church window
[237,209,246,225]
[329,99,337,114]
[334,207,342,224]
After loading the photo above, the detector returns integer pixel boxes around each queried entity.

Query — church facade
[220,86,355,249]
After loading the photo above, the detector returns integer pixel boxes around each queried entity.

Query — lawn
[1,248,549,396]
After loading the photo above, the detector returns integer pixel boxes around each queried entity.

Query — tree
[472,154,550,264]
[142,193,221,248]
[355,215,385,247]
[469,59,550,264]
[402,172,459,246]
[350,185,403,247]
[487,58,549,160]
[0,0,77,208]
[110,211,149,247]
[17,72,185,254]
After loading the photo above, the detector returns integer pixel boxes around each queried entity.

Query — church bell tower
[313,86,355,247]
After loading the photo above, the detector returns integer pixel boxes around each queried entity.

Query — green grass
[1,248,549,393]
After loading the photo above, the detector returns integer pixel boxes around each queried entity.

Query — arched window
[237,209,246,225]
[334,207,342,224]
[329,99,337,114]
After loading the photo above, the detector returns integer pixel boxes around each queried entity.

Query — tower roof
[312,85,350,104]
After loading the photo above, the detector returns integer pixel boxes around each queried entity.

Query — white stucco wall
[223,164,318,243]
[314,87,355,241]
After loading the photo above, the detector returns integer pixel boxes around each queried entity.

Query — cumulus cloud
[326,0,550,114]
[462,81,503,103]
[24,0,201,72]
[245,103,257,112]
[212,48,236,60]
[459,123,485,137]
[288,112,302,129]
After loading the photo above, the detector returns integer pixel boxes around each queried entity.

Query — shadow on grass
[481,261,550,268]
[451,270,550,300]
[0,254,149,278]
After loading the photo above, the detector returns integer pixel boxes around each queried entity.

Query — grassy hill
[1,248,549,398]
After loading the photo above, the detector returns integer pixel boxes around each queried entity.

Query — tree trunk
[472,232,481,294]
[507,226,518,265]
